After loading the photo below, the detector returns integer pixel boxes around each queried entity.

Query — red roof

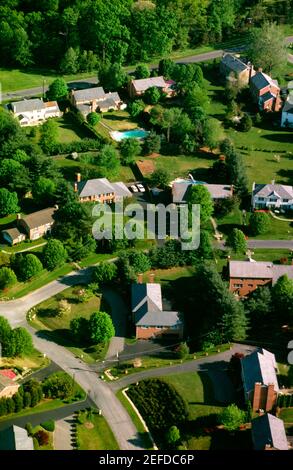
[0,369,17,380]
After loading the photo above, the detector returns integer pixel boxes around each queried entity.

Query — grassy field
[76,410,119,450]
[278,408,293,423]
[32,425,54,450]
[0,348,49,371]
[0,398,76,423]
[101,110,138,132]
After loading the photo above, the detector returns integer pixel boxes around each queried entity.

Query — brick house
[220,53,255,87]
[128,76,176,99]
[131,279,183,340]
[228,260,293,297]
[251,414,288,450]
[250,71,282,112]
[0,374,19,399]
[252,182,293,211]
[74,174,132,203]
[241,348,279,412]
[70,87,125,116]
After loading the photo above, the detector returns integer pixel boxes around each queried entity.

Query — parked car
[136,183,145,192]
[130,185,138,192]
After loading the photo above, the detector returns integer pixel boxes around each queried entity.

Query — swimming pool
[110,129,149,141]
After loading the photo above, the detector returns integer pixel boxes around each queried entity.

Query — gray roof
[283,94,293,114]
[131,283,182,327]
[229,260,293,284]
[78,177,131,199]
[11,98,44,113]
[73,86,105,102]
[253,183,293,200]
[172,180,232,203]
[1,227,22,241]
[132,76,166,92]
[252,414,288,450]
[20,207,56,230]
[241,348,279,394]
[250,72,279,91]
[221,53,248,73]
[0,426,34,451]
[97,98,118,110]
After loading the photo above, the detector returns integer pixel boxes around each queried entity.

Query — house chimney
[271,179,275,185]
[91,99,97,112]
[266,383,276,411]
[74,183,78,192]
[137,273,143,284]
[17,213,21,220]
[253,382,262,411]
[76,173,81,183]
[149,272,155,283]
[258,67,263,73]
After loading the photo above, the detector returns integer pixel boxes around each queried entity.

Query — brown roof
[2,228,22,241]
[20,207,56,230]
[136,160,155,177]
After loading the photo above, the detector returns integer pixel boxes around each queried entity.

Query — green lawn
[32,425,54,450]
[76,410,119,450]
[101,110,138,132]
[55,116,87,143]
[0,348,49,371]
[278,408,293,423]
[1,238,46,254]
[0,398,75,423]
[149,152,216,182]
[116,390,154,449]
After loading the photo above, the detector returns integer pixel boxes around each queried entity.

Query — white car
[130,185,138,193]
[136,183,145,192]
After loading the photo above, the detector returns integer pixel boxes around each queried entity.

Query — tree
[202,118,222,150]
[99,144,120,178]
[239,113,252,132]
[0,188,19,216]
[165,425,181,447]
[99,63,127,91]
[187,185,213,225]
[249,212,271,236]
[92,262,117,285]
[126,250,151,274]
[143,86,161,105]
[128,100,145,119]
[0,316,12,353]
[42,372,74,399]
[42,239,67,271]
[248,22,287,74]
[225,148,248,198]
[60,47,79,74]
[46,78,68,101]
[40,120,58,153]
[88,311,115,344]
[134,64,150,79]
[70,317,89,343]
[272,275,293,322]
[0,267,17,290]
[197,230,213,260]
[149,168,170,188]
[143,131,161,155]
[13,392,23,412]
[16,254,43,281]
[119,138,141,165]
[87,112,101,126]
[175,342,189,359]
[158,59,175,79]
[219,404,246,432]
[10,327,34,357]
[34,429,49,446]
[32,177,56,206]
[226,229,247,254]
[185,84,209,113]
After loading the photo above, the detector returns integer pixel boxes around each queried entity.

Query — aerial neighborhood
[0,0,292,459]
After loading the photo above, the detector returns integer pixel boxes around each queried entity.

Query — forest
[1,0,292,71]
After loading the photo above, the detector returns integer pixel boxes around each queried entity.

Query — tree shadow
[36,328,89,349]
[37,307,59,318]
[217,223,247,236]
[209,428,252,450]
[262,133,293,144]
[67,81,97,90]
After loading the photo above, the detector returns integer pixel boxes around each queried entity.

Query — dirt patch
[136,159,155,177]
[84,422,94,429]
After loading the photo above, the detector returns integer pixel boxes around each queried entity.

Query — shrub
[249,212,271,235]
[34,429,49,446]
[175,342,189,359]
[41,420,55,432]
[25,422,33,436]
[87,112,101,126]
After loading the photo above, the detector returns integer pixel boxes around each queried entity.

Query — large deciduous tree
[248,22,287,74]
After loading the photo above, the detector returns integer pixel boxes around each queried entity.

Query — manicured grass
[101,110,138,132]
[1,264,74,300]
[116,390,154,449]
[32,425,54,450]
[55,116,85,143]
[76,410,119,450]
[143,266,195,284]
[0,348,49,371]
[215,248,293,273]
[1,238,46,254]
[0,214,17,227]
[278,408,293,423]
[78,252,117,268]
[0,398,71,423]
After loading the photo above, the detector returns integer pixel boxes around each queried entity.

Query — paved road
[3,36,293,101]
[108,343,256,393]
[217,239,293,251]
[103,288,127,360]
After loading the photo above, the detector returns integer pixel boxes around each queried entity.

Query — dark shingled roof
[0,426,34,451]
[21,207,56,230]
[73,87,105,102]
[241,348,279,394]
[252,414,288,450]
[221,53,248,73]
[1,227,22,241]
[250,72,279,91]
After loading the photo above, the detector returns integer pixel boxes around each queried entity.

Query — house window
[233,283,243,288]
[258,197,264,201]
[283,199,289,203]
[248,284,254,287]
[269,198,277,202]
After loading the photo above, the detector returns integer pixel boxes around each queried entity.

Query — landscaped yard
[76,410,119,450]
[32,425,54,450]
[278,408,293,423]
[0,348,49,372]
[29,285,110,364]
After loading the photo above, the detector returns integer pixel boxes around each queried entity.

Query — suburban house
[252,182,293,211]
[0,426,34,451]
[281,93,293,127]
[131,278,183,340]
[128,76,176,99]
[2,207,57,245]
[172,179,233,204]
[74,174,132,203]
[10,98,61,127]
[228,260,293,297]
[0,374,19,399]
[250,71,282,112]
[241,348,279,412]
[251,414,288,450]
[70,87,125,116]
[220,53,255,87]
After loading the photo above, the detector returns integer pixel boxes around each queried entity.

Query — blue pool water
[111,129,149,141]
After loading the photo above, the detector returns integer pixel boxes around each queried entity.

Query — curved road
[3,36,293,101]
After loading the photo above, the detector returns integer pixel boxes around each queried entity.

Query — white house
[281,93,293,128]
[252,181,293,211]
[10,98,61,127]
